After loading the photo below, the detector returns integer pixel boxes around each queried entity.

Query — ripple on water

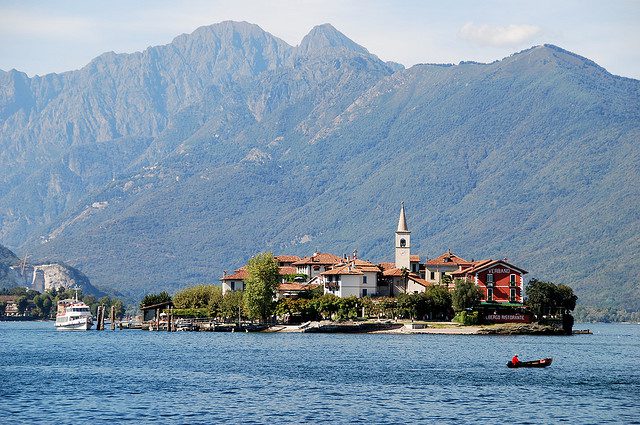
[0,322,639,423]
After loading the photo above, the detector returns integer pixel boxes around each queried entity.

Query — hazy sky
[1,0,638,79]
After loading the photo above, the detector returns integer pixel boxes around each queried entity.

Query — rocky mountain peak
[297,23,369,57]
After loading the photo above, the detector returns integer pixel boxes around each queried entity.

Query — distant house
[221,268,249,294]
[321,259,380,298]
[425,250,474,286]
[292,252,343,281]
[451,259,527,303]
[277,282,320,299]
[0,295,33,317]
[220,257,300,295]
[218,203,529,306]
[380,266,430,296]
[275,255,302,268]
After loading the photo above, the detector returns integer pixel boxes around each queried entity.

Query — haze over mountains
[0,21,638,309]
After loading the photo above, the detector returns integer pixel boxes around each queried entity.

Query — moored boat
[55,292,93,331]
[507,358,552,368]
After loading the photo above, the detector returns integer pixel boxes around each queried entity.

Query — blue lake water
[1,322,639,424]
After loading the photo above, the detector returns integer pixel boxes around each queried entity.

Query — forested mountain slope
[0,22,638,309]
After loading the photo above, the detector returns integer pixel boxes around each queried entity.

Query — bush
[172,308,210,318]
[453,311,479,325]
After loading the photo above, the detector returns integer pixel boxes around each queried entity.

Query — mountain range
[0,21,638,310]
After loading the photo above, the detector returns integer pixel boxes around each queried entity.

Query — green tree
[452,279,481,312]
[401,267,409,293]
[397,293,419,320]
[16,296,29,315]
[243,252,280,323]
[221,290,245,323]
[33,293,54,318]
[140,291,172,308]
[173,284,223,317]
[424,284,453,319]
[0,302,5,316]
[556,284,578,312]
[336,296,359,321]
[526,279,578,318]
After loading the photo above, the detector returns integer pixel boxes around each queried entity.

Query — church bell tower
[395,202,411,269]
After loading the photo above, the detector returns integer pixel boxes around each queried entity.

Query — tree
[0,302,6,317]
[33,293,54,318]
[311,294,341,320]
[397,293,419,320]
[424,284,453,320]
[221,291,245,323]
[173,284,223,317]
[243,252,280,323]
[452,279,481,312]
[140,291,172,308]
[556,284,578,312]
[401,267,409,293]
[16,296,29,315]
[526,279,578,318]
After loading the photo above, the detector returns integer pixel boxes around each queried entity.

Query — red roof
[351,259,381,272]
[0,295,19,302]
[292,252,343,266]
[426,250,472,268]
[278,283,320,292]
[378,262,396,271]
[221,268,248,280]
[321,264,364,276]
[223,265,297,280]
[452,259,528,276]
[410,255,421,262]
[408,275,430,288]
[382,267,405,277]
[278,266,297,275]
[275,255,301,263]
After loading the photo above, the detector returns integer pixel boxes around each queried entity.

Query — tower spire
[397,202,408,232]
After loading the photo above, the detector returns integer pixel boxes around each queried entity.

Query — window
[400,238,406,247]
[510,288,517,302]
[487,288,493,301]
[412,263,418,273]
[430,271,435,280]
[363,275,367,284]
[230,282,235,291]
[487,274,494,287]
[362,289,368,297]
[510,274,517,287]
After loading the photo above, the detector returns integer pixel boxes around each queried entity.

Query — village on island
[223,203,526,307]
[1,204,578,335]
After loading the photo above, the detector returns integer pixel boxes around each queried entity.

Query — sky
[1,0,639,79]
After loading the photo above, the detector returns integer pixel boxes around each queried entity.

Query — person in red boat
[512,354,520,365]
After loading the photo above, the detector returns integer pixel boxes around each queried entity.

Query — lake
[1,322,638,424]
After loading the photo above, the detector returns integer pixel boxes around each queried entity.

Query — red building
[451,259,527,303]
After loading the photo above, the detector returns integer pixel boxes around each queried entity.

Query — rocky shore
[266,321,570,335]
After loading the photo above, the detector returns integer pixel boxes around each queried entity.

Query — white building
[321,259,380,297]
[292,252,343,281]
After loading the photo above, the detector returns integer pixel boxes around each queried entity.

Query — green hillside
[0,23,638,310]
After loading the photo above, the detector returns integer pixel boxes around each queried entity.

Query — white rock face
[32,264,88,292]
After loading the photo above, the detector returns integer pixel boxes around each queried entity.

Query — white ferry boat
[55,293,93,331]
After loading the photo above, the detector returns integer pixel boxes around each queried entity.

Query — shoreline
[268,321,573,335]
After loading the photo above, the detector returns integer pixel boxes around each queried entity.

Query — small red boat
[507,358,552,368]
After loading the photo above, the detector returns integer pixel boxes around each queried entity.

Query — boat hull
[55,318,93,331]
[507,358,552,368]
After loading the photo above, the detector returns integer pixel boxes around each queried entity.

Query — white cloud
[459,22,541,47]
